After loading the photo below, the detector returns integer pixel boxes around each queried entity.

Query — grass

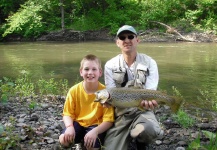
[172,109,196,128]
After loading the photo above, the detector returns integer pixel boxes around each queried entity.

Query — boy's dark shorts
[61,121,106,148]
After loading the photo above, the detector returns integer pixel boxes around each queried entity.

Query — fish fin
[94,99,99,102]
[129,86,142,89]
[94,98,107,104]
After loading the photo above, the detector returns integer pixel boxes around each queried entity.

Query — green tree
[2,0,59,38]
[0,0,26,24]
[1,0,217,39]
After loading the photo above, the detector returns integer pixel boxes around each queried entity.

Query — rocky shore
[1,95,217,150]
[36,29,217,43]
[4,29,217,43]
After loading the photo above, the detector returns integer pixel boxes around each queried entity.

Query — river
[0,41,217,112]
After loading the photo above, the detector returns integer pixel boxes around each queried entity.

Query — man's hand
[141,100,158,110]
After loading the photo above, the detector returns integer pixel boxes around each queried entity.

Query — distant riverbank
[3,29,217,43]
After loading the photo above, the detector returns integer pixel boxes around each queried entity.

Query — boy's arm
[93,121,113,134]
[84,121,113,148]
[63,115,74,127]
[62,116,75,143]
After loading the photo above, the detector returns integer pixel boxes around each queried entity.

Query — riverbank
[3,29,217,43]
[36,29,217,43]
[1,95,217,150]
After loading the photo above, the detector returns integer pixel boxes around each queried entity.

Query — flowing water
[0,41,217,113]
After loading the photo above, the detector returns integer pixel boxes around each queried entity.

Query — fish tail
[170,97,183,113]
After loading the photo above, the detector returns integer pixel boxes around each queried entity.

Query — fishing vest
[112,53,150,89]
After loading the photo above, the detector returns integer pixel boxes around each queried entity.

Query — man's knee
[131,119,163,143]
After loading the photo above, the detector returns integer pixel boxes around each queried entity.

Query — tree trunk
[60,0,65,31]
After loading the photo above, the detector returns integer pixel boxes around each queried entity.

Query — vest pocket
[136,63,149,85]
[112,68,126,85]
[136,69,149,84]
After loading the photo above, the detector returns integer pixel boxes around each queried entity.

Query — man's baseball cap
[116,25,137,36]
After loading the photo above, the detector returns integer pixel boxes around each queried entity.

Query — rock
[177,141,187,146]
[176,147,185,150]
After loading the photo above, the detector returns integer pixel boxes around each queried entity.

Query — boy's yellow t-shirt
[62,81,114,127]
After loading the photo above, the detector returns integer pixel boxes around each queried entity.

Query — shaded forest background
[0,0,216,41]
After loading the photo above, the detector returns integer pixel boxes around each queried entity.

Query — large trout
[94,88,183,113]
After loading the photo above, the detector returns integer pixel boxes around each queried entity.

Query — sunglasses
[118,35,135,41]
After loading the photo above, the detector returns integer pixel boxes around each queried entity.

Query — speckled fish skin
[94,88,183,113]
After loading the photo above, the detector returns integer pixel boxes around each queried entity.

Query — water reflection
[0,41,217,112]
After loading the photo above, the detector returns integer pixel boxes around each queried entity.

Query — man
[103,25,163,150]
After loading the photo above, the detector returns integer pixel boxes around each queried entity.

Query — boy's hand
[141,100,158,110]
[84,128,98,148]
[63,126,75,144]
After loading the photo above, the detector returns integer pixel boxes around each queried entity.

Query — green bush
[37,72,69,96]
[0,77,15,104]
[187,130,217,150]
[185,0,217,33]
[172,109,195,128]
[14,70,35,99]
[0,117,21,150]
[0,70,69,102]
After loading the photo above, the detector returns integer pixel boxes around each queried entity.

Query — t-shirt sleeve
[102,106,115,122]
[62,88,76,119]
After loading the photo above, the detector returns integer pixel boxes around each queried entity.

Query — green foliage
[187,130,217,150]
[27,100,41,117]
[58,78,69,96]
[101,0,143,34]
[0,70,65,108]
[1,0,217,39]
[170,18,196,33]
[2,0,58,38]
[185,0,217,34]
[197,89,217,111]
[202,130,217,149]
[14,70,35,99]
[0,117,21,150]
[0,77,15,104]
[188,135,201,150]
[0,70,69,100]
[139,0,196,28]
[172,109,195,128]
[37,75,58,96]
[37,71,69,96]
[159,87,195,128]
[172,86,183,98]
[0,0,25,24]
[28,101,37,110]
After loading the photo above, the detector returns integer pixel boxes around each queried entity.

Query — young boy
[59,54,114,150]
